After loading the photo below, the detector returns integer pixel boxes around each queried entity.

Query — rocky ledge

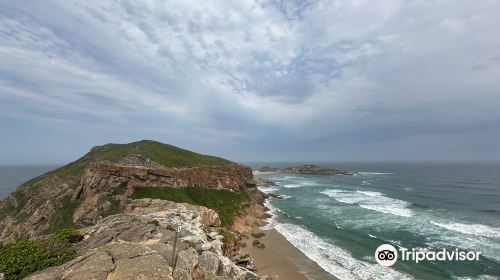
[27,199,272,280]
[73,161,252,225]
[258,164,349,175]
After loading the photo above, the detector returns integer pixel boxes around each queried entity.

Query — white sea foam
[274,223,413,280]
[283,184,303,188]
[260,199,278,230]
[356,172,393,176]
[430,221,500,239]
[321,189,413,217]
[258,186,279,193]
[283,180,317,188]
[356,191,383,196]
[454,275,500,280]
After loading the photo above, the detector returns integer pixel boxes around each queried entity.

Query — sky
[1,0,500,164]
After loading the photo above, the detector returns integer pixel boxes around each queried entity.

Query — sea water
[0,165,59,198]
[1,163,498,279]
[251,162,500,280]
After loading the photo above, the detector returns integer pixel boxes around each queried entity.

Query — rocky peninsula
[0,140,275,280]
[258,164,349,175]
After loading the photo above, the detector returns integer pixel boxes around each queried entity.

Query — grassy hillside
[0,140,233,240]
[132,187,250,226]
[82,140,231,168]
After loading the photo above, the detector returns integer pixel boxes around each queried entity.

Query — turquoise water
[251,163,500,280]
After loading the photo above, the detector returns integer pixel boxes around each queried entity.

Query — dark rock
[251,232,266,238]
[258,164,349,175]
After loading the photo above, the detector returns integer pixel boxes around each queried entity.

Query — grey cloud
[0,0,499,164]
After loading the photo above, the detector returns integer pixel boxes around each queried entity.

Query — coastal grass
[131,187,250,226]
[0,228,82,280]
[84,140,231,168]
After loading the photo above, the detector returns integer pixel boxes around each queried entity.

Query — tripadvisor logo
[375,244,398,266]
[375,244,481,267]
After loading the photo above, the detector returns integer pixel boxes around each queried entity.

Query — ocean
[0,165,60,199]
[1,163,498,279]
[251,162,500,280]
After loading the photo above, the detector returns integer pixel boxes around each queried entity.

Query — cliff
[0,140,252,242]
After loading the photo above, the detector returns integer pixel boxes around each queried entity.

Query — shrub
[147,220,160,227]
[0,228,79,280]
[53,227,84,243]
[222,231,236,244]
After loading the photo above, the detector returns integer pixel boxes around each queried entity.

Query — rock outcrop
[258,164,349,175]
[73,162,252,224]
[0,141,254,242]
[26,199,271,280]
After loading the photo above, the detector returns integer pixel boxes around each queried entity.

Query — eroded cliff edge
[0,140,272,279]
[0,140,252,242]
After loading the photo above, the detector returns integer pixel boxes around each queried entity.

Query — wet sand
[241,228,337,280]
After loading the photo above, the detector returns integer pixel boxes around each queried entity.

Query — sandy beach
[240,228,336,280]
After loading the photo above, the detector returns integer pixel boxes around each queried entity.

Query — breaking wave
[356,172,393,176]
[274,223,413,280]
[321,189,413,217]
[430,221,500,239]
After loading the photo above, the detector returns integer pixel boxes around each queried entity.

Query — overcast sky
[1,0,500,164]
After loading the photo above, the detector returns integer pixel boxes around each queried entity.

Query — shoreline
[240,228,337,280]
[233,190,336,280]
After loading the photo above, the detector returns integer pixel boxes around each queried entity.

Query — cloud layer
[1,0,499,163]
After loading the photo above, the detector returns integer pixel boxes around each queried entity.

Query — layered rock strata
[72,162,253,224]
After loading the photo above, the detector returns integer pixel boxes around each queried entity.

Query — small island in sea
[258,164,350,175]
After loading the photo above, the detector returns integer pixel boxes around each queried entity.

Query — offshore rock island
[258,164,350,175]
[0,140,275,280]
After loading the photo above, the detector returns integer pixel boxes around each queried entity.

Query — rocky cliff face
[0,141,253,242]
[72,162,253,225]
[26,199,270,280]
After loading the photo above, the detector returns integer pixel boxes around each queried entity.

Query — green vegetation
[83,140,231,168]
[100,197,121,218]
[183,240,196,248]
[100,183,128,218]
[0,228,82,280]
[46,197,80,234]
[110,182,128,196]
[0,140,233,239]
[53,227,84,244]
[222,230,236,244]
[132,187,251,226]
[147,220,160,227]
[0,157,86,232]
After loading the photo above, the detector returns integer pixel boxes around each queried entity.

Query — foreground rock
[258,164,349,175]
[27,199,272,280]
